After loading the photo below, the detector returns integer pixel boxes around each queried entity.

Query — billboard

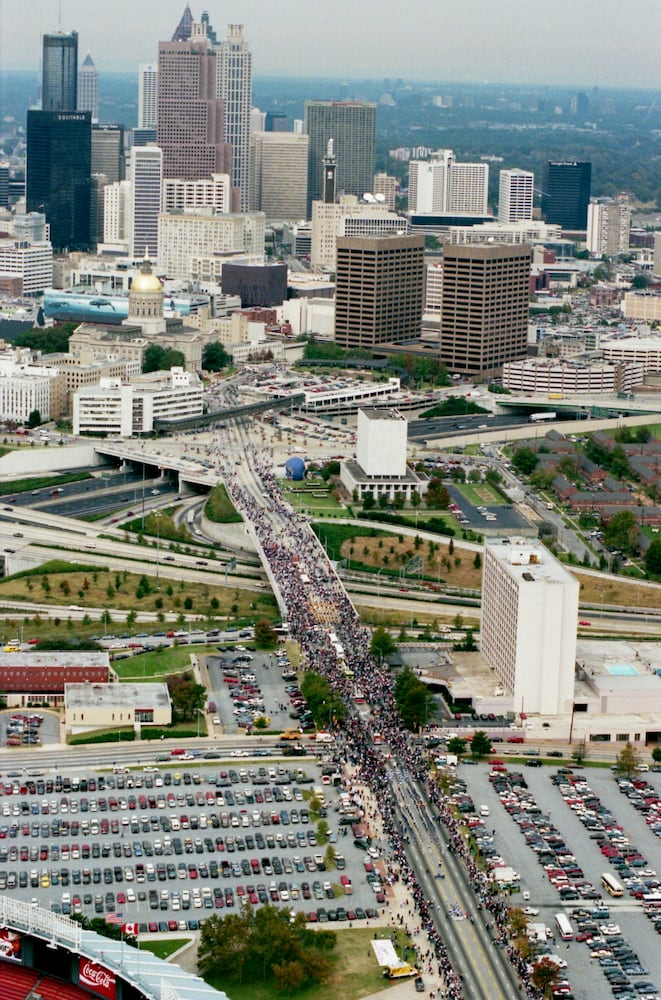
[0,928,22,962]
[79,957,116,1000]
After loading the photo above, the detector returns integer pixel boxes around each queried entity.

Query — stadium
[0,896,227,1000]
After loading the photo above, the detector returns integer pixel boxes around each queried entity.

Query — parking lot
[454,761,661,1000]
[0,759,387,935]
[207,645,299,735]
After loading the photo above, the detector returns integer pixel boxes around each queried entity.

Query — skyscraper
[77,53,98,121]
[587,199,631,257]
[498,169,534,223]
[304,101,376,212]
[250,133,308,220]
[542,161,591,230]
[439,244,531,378]
[172,4,194,42]
[26,110,91,251]
[217,24,252,213]
[157,36,232,182]
[91,125,124,183]
[334,234,424,350]
[129,145,162,259]
[42,31,78,112]
[138,64,158,129]
[408,151,488,215]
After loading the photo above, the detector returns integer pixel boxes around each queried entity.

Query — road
[389,764,522,1000]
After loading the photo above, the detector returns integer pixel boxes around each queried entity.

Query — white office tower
[103,180,131,250]
[129,145,162,259]
[250,132,308,220]
[355,407,407,477]
[251,107,266,133]
[448,161,489,215]
[77,53,98,121]
[162,174,231,213]
[217,24,252,212]
[498,168,534,223]
[138,64,158,129]
[408,151,453,213]
[311,194,406,271]
[587,199,631,257]
[481,540,579,716]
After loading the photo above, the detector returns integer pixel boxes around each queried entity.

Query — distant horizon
[1,67,659,94]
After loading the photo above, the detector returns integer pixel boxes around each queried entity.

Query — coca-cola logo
[79,958,116,998]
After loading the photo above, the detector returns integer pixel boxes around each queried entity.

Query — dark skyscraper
[42,31,78,111]
[26,110,91,251]
[172,4,194,42]
[304,100,376,212]
[542,161,592,230]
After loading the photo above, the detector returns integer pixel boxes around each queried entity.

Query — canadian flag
[122,923,138,936]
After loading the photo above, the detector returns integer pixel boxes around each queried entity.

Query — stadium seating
[0,964,40,1000]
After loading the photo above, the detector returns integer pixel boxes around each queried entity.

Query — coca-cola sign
[79,957,116,1000]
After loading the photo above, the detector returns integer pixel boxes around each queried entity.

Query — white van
[480,805,490,817]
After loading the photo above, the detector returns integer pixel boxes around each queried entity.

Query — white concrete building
[162,174,231,214]
[65,682,171,734]
[601,334,661,372]
[622,293,661,323]
[129,145,163,259]
[158,209,265,280]
[138,63,158,129]
[73,366,203,436]
[279,296,335,339]
[408,151,488,216]
[0,239,53,296]
[447,219,561,246]
[250,132,308,220]
[216,24,252,213]
[356,407,407,477]
[501,357,644,394]
[373,172,397,210]
[102,180,131,251]
[587,199,631,257]
[0,355,59,422]
[481,539,579,716]
[311,195,406,271]
[498,169,534,223]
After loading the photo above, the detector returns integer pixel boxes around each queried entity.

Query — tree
[362,492,375,510]
[471,730,492,759]
[446,736,467,758]
[614,741,642,779]
[202,341,231,372]
[571,741,587,766]
[142,344,186,373]
[604,511,638,555]
[167,671,206,722]
[645,539,661,576]
[426,478,450,509]
[652,746,661,764]
[473,552,482,570]
[511,448,539,475]
[508,907,528,940]
[531,956,562,998]
[27,409,41,428]
[394,667,435,730]
[370,627,396,661]
[254,619,278,649]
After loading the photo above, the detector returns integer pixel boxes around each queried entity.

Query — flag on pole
[122,923,138,936]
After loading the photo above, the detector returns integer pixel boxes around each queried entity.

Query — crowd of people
[215,432,540,999]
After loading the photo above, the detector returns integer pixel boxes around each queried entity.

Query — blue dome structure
[285,456,306,481]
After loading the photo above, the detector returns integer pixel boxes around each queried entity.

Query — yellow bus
[601,873,624,897]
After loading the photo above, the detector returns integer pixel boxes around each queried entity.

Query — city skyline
[1,0,660,88]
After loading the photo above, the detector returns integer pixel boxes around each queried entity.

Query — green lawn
[112,643,217,679]
[138,938,190,959]
[205,483,243,524]
[454,481,508,506]
[206,927,412,1000]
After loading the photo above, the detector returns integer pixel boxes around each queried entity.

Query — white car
[522,907,539,916]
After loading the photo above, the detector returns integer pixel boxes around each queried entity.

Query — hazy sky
[1,0,660,88]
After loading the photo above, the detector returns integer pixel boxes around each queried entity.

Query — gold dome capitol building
[126,252,166,335]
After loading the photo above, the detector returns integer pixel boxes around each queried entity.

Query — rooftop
[486,538,578,586]
[65,682,170,709]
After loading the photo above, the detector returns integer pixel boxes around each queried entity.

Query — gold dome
[131,255,162,294]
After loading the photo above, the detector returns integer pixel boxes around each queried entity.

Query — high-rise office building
[250,132,308,220]
[439,244,531,378]
[587,199,631,257]
[138,64,158,129]
[408,151,488,215]
[304,101,376,212]
[77,53,98,121]
[334,234,424,350]
[373,172,397,211]
[217,24,252,213]
[91,125,124,183]
[265,111,288,132]
[542,161,591,230]
[172,3,194,42]
[157,36,231,182]
[481,539,578,716]
[498,168,534,223]
[0,163,9,208]
[26,110,91,251]
[42,31,78,112]
[129,145,162,259]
